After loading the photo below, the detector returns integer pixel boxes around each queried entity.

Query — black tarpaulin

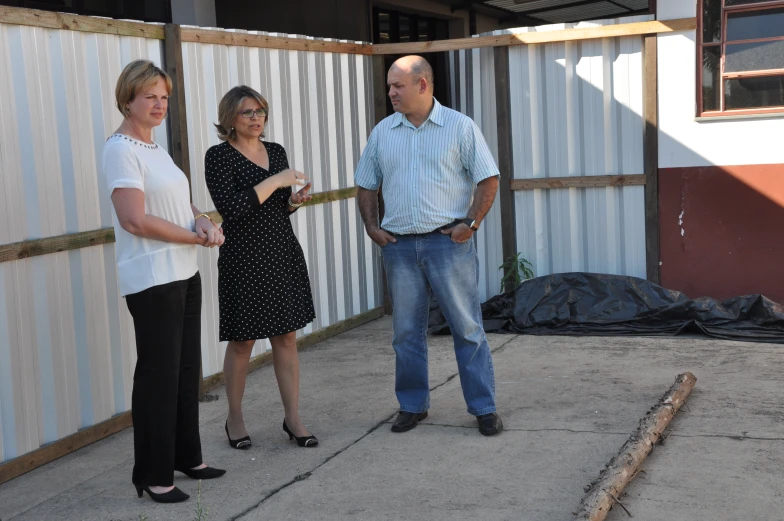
[429,273,784,343]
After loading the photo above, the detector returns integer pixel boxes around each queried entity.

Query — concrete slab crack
[230,336,520,519]
[230,411,397,520]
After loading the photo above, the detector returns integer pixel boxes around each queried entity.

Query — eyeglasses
[238,108,268,118]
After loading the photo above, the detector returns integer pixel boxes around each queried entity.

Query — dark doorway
[372,7,451,117]
[0,0,171,23]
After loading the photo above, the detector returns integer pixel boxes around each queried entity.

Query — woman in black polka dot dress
[205,86,318,449]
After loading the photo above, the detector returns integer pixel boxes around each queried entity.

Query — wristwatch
[462,218,480,232]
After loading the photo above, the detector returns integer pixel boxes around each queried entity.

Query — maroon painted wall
[659,164,784,304]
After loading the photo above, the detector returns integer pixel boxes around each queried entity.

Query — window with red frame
[699,0,784,116]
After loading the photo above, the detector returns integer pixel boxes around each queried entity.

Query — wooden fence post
[372,54,394,316]
[493,45,517,293]
[164,23,191,187]
[163,23,204,397]
[644,34,660,285]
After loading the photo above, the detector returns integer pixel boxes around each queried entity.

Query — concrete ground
[1,316,782,521]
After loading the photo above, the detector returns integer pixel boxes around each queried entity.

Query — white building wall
[657,0,784,169]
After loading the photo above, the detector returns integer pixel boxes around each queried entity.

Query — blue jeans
[381,231,496,416]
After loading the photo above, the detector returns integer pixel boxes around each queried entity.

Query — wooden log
[0,5,164,39]
[573,372,697,521]
[371,18,696,55]
[510,174,645,191]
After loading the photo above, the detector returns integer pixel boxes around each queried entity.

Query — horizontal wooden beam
[510,174,645,191]
[0,5,164,39]
[0,411,133,485]
[305,186,358,206]
[180,28,372,55]
[0,228,115,263]
[0,306,384,484]
[0,187,358,262]
[205,186,358,224]
[372,18,696,54]
[201,306,384,394]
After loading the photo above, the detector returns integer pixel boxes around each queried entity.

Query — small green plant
[499,253,534,293]
[138,515,148,521]
[195,480,210,521]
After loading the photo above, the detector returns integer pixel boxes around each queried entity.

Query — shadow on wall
[450,30,784,304]
[659,163,784,304]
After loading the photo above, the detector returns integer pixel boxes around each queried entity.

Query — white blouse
[102,134,198,297]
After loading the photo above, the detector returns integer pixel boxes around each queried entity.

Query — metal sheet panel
[0,21,166,463]
[449,17,649,302]
[180,30,382,378]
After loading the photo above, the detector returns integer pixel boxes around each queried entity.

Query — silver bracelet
[287,197,303,208]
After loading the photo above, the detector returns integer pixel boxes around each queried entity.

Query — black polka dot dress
[204,141,315,341]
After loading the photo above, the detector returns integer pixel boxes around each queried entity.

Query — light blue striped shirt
[354,98,499,235]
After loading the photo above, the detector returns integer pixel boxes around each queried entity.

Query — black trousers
[126,272,203,487]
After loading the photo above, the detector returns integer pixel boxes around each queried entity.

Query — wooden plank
[180,28,372,55]
[372,18,696,55]
[510,174,646,191]
[164,24,191,187]
[201,306,384,393]
[0,306,384,483]
[0,411,133,485]
[205,187,358,224]
[0,229,115,263]
[644,35,660,284]
[494,46,518,293]
[0,5,164,39]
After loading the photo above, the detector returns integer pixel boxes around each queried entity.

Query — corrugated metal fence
[450,16,650,292]
[0,8,667,469]
[0,17,380,464]
[181,29,381,377]
[0,21,167,463]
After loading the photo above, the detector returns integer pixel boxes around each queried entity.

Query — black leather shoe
[477,413,503,436]
[391,411,428,433]
[175,465,226,480]
[135,485,189,503]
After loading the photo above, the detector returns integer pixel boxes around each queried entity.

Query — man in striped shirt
[355,55,502,436]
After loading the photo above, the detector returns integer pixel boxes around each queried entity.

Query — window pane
[726,8,784,41]
[378,12,390,44]
[726,39,784,72]
[702,46,721,111]
[418,19,429,41]
[725,75,784,109]
[399,15,410,43]
[702,0,721,43]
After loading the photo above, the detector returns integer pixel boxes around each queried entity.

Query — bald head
[390,55,434,91]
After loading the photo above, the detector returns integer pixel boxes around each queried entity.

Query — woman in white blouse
[102,59,225,504]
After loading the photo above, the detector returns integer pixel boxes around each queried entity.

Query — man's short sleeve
[102,141,144,194]
[354,127,382,191]
[460,119,500,184]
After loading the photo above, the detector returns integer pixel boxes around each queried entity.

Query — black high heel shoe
[175,465,226,480]
[135,485,189,503]
[283,420,319,447]
[225,421,252,450]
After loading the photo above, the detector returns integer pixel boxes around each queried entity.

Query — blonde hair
[115,60,172,118]
[215,85,269,141]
